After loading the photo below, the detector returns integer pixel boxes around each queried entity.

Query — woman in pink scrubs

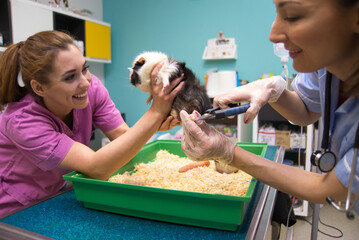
[0,30,183,216]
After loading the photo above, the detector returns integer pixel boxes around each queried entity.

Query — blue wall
[103,0,294,127]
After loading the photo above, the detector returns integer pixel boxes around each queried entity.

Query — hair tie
[17,71,25,87]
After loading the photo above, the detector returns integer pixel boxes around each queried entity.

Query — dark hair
[0,30,75,110]
[335,0,359,96]
[338,0,359,7]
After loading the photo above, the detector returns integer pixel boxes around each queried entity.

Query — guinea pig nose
[128,68,133,75]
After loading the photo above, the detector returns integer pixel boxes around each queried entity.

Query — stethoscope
[310,71,359,219]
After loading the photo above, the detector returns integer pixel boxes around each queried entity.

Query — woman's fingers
[158,116,181,131]
[151,61,165,82]
[164,73,184,95]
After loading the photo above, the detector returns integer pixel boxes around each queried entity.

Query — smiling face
[39,44,91,120]
[270,0,359,80]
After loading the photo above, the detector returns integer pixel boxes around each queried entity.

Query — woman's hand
[214,76,286,124]
[149,62,184,119]
[180,110,236,164]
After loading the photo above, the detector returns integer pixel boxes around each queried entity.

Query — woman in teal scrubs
[180,0,359,215]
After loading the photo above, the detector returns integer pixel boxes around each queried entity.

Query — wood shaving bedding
[108,150,252,197]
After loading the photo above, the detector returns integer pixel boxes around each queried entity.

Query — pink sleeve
[5,112,74,171]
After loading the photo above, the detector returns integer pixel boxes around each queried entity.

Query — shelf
[54,12,85,44]
[284,150,307,166]
[202,56,237,60]
[7,0,111,63]
[13,0,110,27]
[258,104,287,122]
[285,149,306,153]
[253,105,316,217]
[85,57,111,64]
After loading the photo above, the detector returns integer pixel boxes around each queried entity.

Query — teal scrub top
[292,68,359,213]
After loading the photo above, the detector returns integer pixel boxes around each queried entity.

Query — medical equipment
[194,104,250,121]
[273,42,289,65]
[273,43,290,89]
[310,72,337,172]
[310,71,359,219]
[202,32,237,60]
[327,122,359,219]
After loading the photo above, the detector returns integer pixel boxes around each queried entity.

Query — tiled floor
[266,203,359,239]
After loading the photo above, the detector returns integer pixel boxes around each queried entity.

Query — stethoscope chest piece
[311,150,336,173]
[311,71,337,173]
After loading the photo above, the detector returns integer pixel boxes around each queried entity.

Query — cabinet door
[85,21,111,60]
[11,0,53,43]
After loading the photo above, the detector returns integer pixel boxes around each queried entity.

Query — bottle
[273,42,289,65]
[273,42,289,82]
[274,42,296,125]
[63,0,69,9]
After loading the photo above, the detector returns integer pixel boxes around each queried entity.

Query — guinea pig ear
[137,57,146,64]
[178,62,186,68]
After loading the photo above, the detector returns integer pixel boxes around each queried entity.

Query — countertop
[0,146,284,240]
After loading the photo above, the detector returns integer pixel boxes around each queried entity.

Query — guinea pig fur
[129,51,211,119]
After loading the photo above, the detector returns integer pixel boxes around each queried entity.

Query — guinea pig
[129,51,211,119]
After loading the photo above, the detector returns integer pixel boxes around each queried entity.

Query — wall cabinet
[252,104,315,217]
[2,0,111,63]
[11,0,53,43]
[85,21,111,60]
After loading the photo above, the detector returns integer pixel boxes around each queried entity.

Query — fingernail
[244,117,248,124]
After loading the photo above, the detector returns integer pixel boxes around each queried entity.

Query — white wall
[34,0,103,21]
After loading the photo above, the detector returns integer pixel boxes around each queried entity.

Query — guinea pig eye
[135,61,145,67]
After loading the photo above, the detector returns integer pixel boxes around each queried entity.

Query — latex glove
[180,110,236,164]
[214,76,286,124]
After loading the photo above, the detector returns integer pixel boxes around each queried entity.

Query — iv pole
[311,201,320,239]
[311,120,322,240]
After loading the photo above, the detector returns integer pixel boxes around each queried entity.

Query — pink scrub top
[0,74,124,216]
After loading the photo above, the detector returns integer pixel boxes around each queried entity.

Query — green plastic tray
[63,140,267,231]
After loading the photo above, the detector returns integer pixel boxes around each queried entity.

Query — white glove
[214,76,286,123]
[180,110,236,164]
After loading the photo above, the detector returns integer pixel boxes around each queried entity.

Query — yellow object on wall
[85,21,111,60]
